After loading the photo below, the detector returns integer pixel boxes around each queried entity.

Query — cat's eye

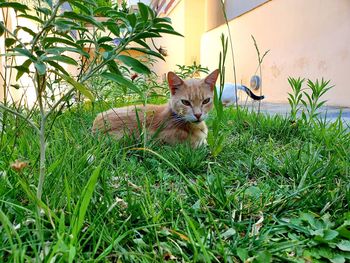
[202,98,210,104]
[181,100,191,106]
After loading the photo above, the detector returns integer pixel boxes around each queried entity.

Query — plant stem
[36,74,46,200]
[0,103,40,134]
[30,2,61,53]
[219,0,238,110]
[37,112,46,200]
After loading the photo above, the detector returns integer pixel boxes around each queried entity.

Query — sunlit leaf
[101,72,142,95]
[56,72,94,101]
[44,55,78,66]
[0,2,29,13]
[34,62,46,75]
[117,55,150,74]
[137,2,148,22]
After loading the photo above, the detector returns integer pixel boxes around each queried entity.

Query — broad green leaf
[154,17,172,24]
[126,13,137,28]
[66,0,96,6]
[126,47,165,61]
[44,0,52,8]
[16,26,36,37]
[94,6,112,16]
[106,60,122,75]
[97,36,113,44]
[5,38,16,47]
[137,2,148,22]
[117,55,151,74]
[69,1,91,15]
[153,23,175,30]
[61,12,103,30]
[133,39,151,49]
[10,84,20,89]
[45,47,90,58]
[36,7,51,16]
[0,22,4,37]
[13,48,36,61]
[0,2,29,13]
[237,248,248,261]
[44,55,78,66]
[76,39,94,45]
[330,255,346,263]
[255,251,272,263]
[337,220,350,239]
[15,59,31,81]
[104,21,120,36]
[56,72,94,101]
[101,72,142,96]
[300,212,317,228]
[151,28,183,37]
[323,229,339,241]
[102,51,113,60]
[42,37,80,49]
[245,186,261,199]
[337,240,350,251]
[46,60,69,76]
[134,32,160,39]
[54,19,81,32]
[35,62,46,75]
[99,43,114,51]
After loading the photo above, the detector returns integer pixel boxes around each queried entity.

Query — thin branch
[45,87,75,119]
[0,103,40,134]
[30,2,61,52]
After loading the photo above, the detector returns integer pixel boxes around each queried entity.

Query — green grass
[0,104,349,262]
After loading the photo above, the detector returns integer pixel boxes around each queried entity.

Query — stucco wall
[0,8,40,107]
[201,0,350,107]
[151,0,186,79]
[151,0,205,79]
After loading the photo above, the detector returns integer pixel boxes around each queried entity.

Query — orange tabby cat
[92,69,219,147]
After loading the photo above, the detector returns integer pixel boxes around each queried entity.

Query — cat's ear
[204,69,219,91]
[167,72,184,95]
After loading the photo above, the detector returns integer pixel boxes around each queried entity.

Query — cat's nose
[194,113,202,120]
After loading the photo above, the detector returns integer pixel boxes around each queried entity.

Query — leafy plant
[287,77,333,125]
[302,79,333,125]
[174,62,209,79]
[0,0,180,202]
[272,212,350,262]
[288,77,305,122]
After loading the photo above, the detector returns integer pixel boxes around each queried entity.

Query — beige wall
[151,0,185,79]
[151,0,205,79]
[201,0,350,107]
[0,8,38,107]
[184,0,205,65]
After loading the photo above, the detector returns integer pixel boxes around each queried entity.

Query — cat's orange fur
[92,70,219,147]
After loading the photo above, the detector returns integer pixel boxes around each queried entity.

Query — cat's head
[167,70,219,123]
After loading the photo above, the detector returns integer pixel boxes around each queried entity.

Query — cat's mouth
[192,120,203,124]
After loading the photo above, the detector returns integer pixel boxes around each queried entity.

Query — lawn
[1,102,349,262]
[0,1,349,262]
